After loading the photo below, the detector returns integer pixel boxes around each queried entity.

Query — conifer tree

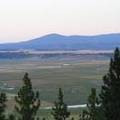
[71,117,74,120]
[79,88,99,120]
[51,88,70,120]
[8,114,15,120]
[15,73,40,120]
[100,47,120,120]
[87,88,99,120]
[0,93,7,120]
[79,110,89,120]
[42,118,46,120]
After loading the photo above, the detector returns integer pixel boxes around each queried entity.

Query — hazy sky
[0,0,119,43]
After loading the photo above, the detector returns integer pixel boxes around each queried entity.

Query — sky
[0,0,119,43]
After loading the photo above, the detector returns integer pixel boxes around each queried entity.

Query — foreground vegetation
[0,48,120,120]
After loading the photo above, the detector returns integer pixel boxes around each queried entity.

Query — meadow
[0,54,110,107]
[0,54,111,119]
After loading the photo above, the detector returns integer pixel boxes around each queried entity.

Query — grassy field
[0,55,111,119]
[0,58,109,106]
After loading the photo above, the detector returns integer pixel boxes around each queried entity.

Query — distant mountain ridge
[0,33,120,50]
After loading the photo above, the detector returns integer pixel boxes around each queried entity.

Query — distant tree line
[0,48,120,120]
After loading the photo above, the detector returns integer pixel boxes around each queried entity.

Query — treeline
[0,48,120,120]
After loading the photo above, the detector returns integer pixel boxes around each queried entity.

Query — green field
[0,59,109,107]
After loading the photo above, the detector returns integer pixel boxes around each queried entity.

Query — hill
[0,33,120,50]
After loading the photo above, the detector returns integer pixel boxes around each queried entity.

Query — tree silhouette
[8,114,15,120]
[0,93,7,120]
[51,88,70,120]
[15,73,40,120]
[79,88,99,120]
[100,47,120,120]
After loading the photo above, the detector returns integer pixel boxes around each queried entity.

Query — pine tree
[100,47,120,120]
[79,88,99,120]
[87,88,99,120]
[8,114,15,120]
[79,110,89,120]
[0,93,7,120]
[15,73,40,120]
[71,117,74,120]
[42,118,46,120]
[51,88,70,120]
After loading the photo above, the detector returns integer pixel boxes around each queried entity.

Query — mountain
[0,33,120,50]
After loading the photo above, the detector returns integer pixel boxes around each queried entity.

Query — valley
[0,53,110,107]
